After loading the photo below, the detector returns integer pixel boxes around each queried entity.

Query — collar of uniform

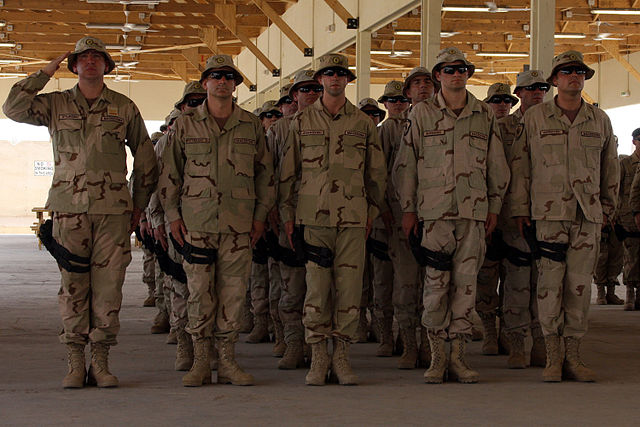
[512,108,523,120]
[434,90,481,117]
[545,96,593,124]
[70,83,111,107]
[313,97,355,118]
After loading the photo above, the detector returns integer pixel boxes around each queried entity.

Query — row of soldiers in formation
[3,35,636,389]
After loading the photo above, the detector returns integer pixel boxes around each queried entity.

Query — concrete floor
[0,235,638,426]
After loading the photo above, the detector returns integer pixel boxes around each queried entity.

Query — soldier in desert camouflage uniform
[3,36,158,388]
[159,54,275,387]
[279,53,387,385]
[267,69,322,370]
[394,47,509,384]
[622,129,640,310]
[593,221,624,305]
[509,51,619,382]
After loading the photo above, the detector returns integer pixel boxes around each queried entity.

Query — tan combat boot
[150,310,170,334]
[542,334,563,382]
[166,329,178,345]
[87,343,118,388]
[606,283,624,305]
[423,331,447,384]
[417,326,431,368]
[375,315,394,357]
[596,284,607,305]
[210,338,218,371]
[175,330,194,371]
[479,314,498,355]
[305,340,330,386]
[182,338,212,387]
[530,327,546,367]
[62,343,86,388]
[143,285,156,307]
[397,327,418,369]
[217,339,254,385]
[355,310,369,343]
[278,338,305,370]
[448,337,479,383]
[245,314,270,343]
[624,285,636,311]
[506,333,526,369]
[272,317,286,357]
[562,336,595,382]
[330,338,358,385]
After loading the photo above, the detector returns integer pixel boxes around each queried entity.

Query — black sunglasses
[386,97,409,104]
[279,97,294,104]
[523,83,550,92]
[321,68,349,77]
[298,85,324,93]
[186,97,206,107]
[263,111,283,119]
[364,110,383,117]
[557,66,587,76]
[488,96,514,104]
[207,71,236,81]
[441,65,469,75]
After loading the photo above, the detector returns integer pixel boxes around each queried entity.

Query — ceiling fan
[389,39,410,58]
[86,10,158,33]
[589,21,624,42]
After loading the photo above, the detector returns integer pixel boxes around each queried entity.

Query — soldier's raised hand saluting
[42,52,70,77]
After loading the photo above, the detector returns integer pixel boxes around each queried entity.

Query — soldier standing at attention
[3,36,158,388]
[509,51,619,382]
[497,70,549,368]
[623,129,640,310]
[279,53,387,385]
[276,83,298,116]
[267,69,321,370]
[394,47,509,384]
[159,54,275,387]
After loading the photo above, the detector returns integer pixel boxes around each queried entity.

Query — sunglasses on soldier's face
[263,111,283,119]
[441,65,469,75]
[557,66,587,75]
[386,97,409,104]
[279,97,294,104]
[523,83,550,92]
[298,85,324,93]
[186,97,206,107]
[321,68,349,77]
[364,110,383,118]
[207,71,236,81]
[488,96,514,104]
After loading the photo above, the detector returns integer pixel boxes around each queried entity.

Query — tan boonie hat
[67,36,116,75]
[546,50,595,86]
[483,82,519,106]
[431,47,475,79]
[378,80,404,102]
[277,83,293,105]
[403,67,437,96]
[200,54,243,85]
[174,81,207,109]
[164,108,181,126]
[259,100,280,117]
[514,70,547,91]
[358,97,386,121]
[289,69,318,97]
[313,53,356,82]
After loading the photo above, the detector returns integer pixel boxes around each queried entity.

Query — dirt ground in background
[1,235,638,426]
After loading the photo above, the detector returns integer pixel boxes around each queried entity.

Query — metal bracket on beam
[272,68,281,77]
[304,48,314,57]
[347,18,359,29]
[249,85,257,92]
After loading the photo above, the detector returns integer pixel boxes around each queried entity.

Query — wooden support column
[530,0,555,101]
[356,29,371,101]
[420,0,441,69]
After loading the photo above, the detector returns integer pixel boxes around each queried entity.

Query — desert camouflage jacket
[2,70,158,214]
[375,112,407,229]
[621,151,640,229]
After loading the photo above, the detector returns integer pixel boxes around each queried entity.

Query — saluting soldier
[2,36,158,388]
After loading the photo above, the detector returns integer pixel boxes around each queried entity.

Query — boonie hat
[258,100,280,117]
[277,83,294,105]
[174,81,207,109]
[483,83,519,106]
[403,67,437,96]
[200,54,243,85]
[67,36,116,75]
[514,70,547,91]
[432,47,475,79]
[289,69,318,97]
[358,97,386,121]
[313,53,356,82]
[378,80,404,102]
[546,50,595,86]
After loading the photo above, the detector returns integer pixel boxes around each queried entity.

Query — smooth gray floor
[1,235,638,426]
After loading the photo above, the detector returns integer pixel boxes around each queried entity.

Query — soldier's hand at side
[155,224,168,251]
[250,220,266,248]
[402,213,418,239]
[139,216,151,238]
[365,217,373,239]
[515,216,531,239]
[485,213,498,237]
[285,220,294,249]
[381,210,395,234]
[42,52,70,77]
[129,207,143,234]
[170,219,187,247]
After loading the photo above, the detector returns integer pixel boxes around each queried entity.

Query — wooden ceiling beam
[323,0,354,26]
[171,61,190,83]
[600,40,640,84]
[251,0,312,55]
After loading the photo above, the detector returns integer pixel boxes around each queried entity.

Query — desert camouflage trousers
[154,258,170,316]
[476,256,502,318]
[421,219,486,340]
[594,227,623,285]
[623,236,640,287]
[277,229,306,344]
[535,209,600,338]
[501,228,534,335]
[303,225,366,344]
[368,228,393,322]
[54,213,132,345]
[182,231,251,342]
[387,227,421,329]
[166,229,188,332]
[142,247,155,290]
